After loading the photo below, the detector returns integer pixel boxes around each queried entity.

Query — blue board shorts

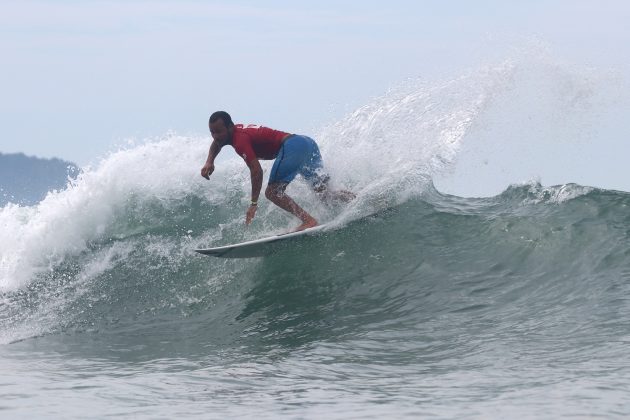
[269,135,329,188]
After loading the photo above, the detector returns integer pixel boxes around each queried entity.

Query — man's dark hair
[209,111,234,127]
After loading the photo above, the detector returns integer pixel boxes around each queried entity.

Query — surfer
[201,111,355,231]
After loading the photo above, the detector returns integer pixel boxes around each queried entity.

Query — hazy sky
[2,1,629,191]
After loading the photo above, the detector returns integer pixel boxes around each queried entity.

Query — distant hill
[0,153,78,206]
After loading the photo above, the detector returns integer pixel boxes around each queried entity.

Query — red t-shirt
[230,124,290,164]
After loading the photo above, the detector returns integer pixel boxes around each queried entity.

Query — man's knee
[265,183,286,201]
[265,185,275,201]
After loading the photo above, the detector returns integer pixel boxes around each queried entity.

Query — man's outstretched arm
[245,159,263,225]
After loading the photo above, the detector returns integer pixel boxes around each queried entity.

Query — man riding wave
[201,111,355,231]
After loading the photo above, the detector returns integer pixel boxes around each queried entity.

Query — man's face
[209,119,232,145]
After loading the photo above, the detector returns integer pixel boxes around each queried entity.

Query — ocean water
[2,54,630,418]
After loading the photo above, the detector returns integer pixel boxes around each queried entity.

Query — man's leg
[310,174,356,204]
[314,181,356,203]
[299,138,356,204]
[265,182,318,231]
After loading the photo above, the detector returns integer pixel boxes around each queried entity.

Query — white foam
[518,180,595,204]
[0,134,229,292]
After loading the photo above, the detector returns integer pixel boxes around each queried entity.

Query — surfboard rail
[195,224,328,258]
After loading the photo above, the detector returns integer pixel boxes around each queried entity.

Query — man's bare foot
[294,218,318,232]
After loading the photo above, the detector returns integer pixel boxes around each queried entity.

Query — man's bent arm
[201,141,222,179]
[206,141,222,165]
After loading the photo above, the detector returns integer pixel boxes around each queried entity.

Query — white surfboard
[195,224,328,258]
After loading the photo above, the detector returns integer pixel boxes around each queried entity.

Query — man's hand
[201,162,215,179]
[245,204,257,225]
